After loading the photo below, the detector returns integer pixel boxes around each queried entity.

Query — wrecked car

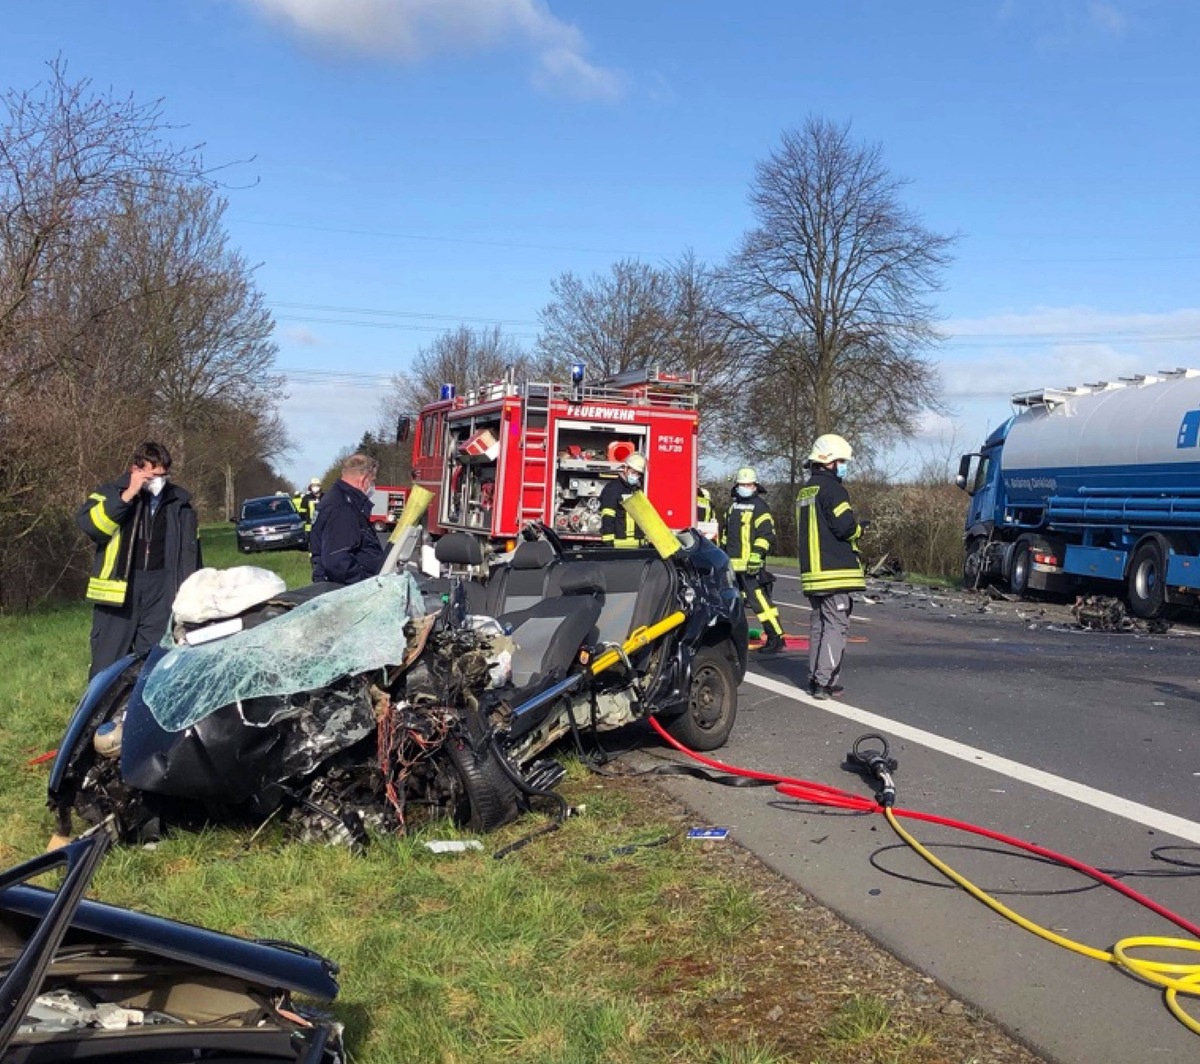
[0,832,342,1062]
[48,514,746,847]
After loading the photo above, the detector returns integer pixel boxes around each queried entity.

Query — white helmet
[309,477,321,488]
[808,434,853,464]
[624,453,647,474]
[735,467,757,485]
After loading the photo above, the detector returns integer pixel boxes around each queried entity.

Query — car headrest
[511,539,556,570]
[435,532,484,566]
[558,562,606,596]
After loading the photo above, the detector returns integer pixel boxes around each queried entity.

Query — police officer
[724,467,784,654]
[599,453,647,548]
[796,434,865,699]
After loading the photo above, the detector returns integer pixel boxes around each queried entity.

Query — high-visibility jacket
[599,477,644,548]
[76,477,200,606]
[723,491,775,572]
[696,493,715,523]
[796,469,865,594]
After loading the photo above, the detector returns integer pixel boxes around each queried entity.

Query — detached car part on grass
[0,833,342,1062]
[49,493,746,846]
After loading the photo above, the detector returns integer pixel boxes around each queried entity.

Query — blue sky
[7,0,1200,485]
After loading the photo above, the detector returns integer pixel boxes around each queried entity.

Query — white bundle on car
[172,567,288,625]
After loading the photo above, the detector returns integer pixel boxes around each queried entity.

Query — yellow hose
[884,807,1200,1036]
[620,491,681,559]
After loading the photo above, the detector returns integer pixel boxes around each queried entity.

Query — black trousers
[88,569,171,678]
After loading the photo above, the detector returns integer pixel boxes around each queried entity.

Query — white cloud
[1088,2,1127,35]
[240,0,622,100]
[282,326,324,346]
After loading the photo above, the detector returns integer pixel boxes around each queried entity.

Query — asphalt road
[643,574,1200,1064]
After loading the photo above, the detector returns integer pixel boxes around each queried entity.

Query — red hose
[649,717,1200,940]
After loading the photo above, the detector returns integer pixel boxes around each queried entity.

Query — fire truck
[368,486,408,529]
[409,367,700,544]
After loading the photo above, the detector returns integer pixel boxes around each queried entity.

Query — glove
[747,552,764,574]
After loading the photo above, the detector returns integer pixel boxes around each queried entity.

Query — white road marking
[742,670,1200,845]
[775,597,873,622]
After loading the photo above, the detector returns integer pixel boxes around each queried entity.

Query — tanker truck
[956,368,1200,617]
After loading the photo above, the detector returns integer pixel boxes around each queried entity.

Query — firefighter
[76,441,201,679]
[796,433,865,699]
[724,467,784,654]
[696,486,719,541]
[298,477,322,536]
[599,453,648,548]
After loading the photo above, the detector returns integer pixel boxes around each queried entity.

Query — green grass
[0,526,948,1064]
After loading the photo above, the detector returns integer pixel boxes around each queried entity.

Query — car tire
[661,644,738,751]
[1127,538,1167,619]
[444,737,521,833]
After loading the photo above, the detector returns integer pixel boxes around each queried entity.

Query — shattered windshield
[143,574,425,732]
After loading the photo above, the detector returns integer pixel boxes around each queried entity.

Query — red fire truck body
[410,368,699,543]
[368,486,408,528]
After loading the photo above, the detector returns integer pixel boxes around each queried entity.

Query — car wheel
[661,644,738,752]
[1127,538,1167,619]
[444,737,522,833]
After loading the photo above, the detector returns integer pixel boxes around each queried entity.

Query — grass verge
[0,528,1041,1063]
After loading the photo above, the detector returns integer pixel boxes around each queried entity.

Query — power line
[268,300,539,327]
[234,216,660,258]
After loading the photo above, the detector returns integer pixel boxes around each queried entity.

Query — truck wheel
[962,537,988,589]
[661,645,738,751]
[1009,538,1032,598]
[444,738,521,833]
[1127,539,1167,619]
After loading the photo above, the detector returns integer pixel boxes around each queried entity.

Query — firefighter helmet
[808,434,853,465]
[624,452,647,474]
[735,467,757,485]
[309,477,321,488]
[699,487,711,500]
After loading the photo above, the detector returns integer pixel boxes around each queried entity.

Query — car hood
[0,835,339,1056]
[238,514,303,531]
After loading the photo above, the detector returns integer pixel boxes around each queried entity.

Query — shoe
[757,631,784,654]
[811,687,831,701]
[808,683,844,700]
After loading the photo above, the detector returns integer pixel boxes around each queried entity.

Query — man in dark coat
[309,453,384,585]
[77,441,201,678]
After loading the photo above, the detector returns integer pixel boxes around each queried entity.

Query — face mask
[623,473,641,489]
[735,484,755,498]
[363,481,376,499]
[835,461,849,480]
[145,475,167,497]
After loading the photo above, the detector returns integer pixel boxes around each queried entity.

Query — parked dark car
[236,495,307,553]
[0,833,343,1062]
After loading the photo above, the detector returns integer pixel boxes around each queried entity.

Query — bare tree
[535,259,675,378]
[720,117,955,474]
[383,324,530,417]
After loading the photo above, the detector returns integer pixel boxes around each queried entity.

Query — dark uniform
[796,467,865,695]
[309,479,384,584]
[297,487,321,535]
[724,489,784,648]
[599,477,645,549]
[77,476,200,678]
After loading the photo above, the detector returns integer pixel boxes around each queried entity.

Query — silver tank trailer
[1000,370,1200,507]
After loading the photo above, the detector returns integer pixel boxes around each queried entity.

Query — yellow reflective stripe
[807,501,821,574]
[752,537,771,551]
[97,530,123,581]
[600,507,617,518]
[87,493,119,537]
[802,569,865,590]
[740,512,750,562]
[752,589,780,626]
[753,512,771,527]
[832,501,851,518]
[86,577,128,604]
